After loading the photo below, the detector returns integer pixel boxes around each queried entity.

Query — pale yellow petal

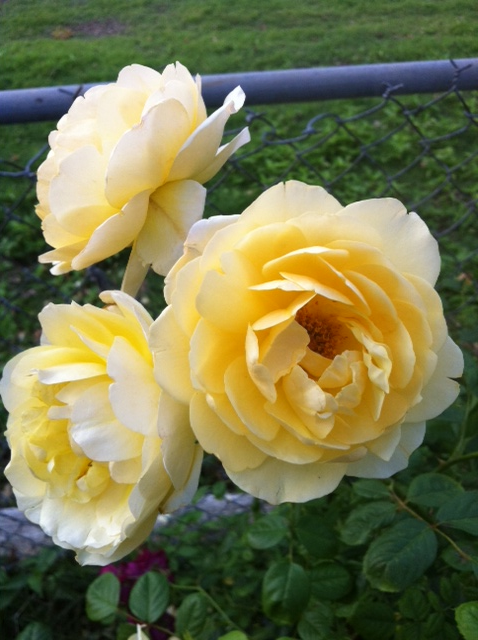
[226,457,347,504]
[190,391,267,472]
[108,337,160,437]
[71,190,150,269]
[405,336,463,422]
[341,199,441,285]
[192,127,251,184]
[49,145,111,234]
[224,357,280,441]
[240,180,343,225]
[347,422,426,479]
[157,391,202,491]
[116,63,163,92]
[105,99,191,209]
[70,381,143,461]
[190,319,241,394]
[135,180,206,275]
[150,306,194,404]
[168,86,246,182]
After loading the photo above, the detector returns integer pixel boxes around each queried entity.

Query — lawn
[1,0,477,89]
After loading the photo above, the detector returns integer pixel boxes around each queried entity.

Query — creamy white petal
[226,457,348,505]
[108,337,159,437]
[347,422,426,478]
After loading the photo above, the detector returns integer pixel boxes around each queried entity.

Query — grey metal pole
[1,59,477,125]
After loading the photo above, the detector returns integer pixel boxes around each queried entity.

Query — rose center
[296,302,348,359]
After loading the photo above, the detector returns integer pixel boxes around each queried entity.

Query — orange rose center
[295,298,354,359]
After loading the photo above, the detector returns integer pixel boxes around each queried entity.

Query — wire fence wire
[1,65,478,560]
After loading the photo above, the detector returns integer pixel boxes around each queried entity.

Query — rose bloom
[151,181,464,504]
[0,291,202,564]
[36,62,250,292]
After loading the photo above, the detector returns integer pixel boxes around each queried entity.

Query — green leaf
[295,515,337,558]
[17,622,53,640]
[472,556,478,579]
[424,611,446,637]
[340,501,396,546]
[247,514,288,549]
[398,587,430,621]
[455,601,478,640]
[129,571,170,624]
[309,562,352,601]
[407,473,464,508]
[86,572,120,623]
[349,602,395,640]
[175,593,208,638]
[363,519,437,592]
[436,492,478,535]
[218,633,249,640]
[27,573,44,597]
[396,622,424,640]
[442,545,476,573]
[212,480,227,499]
[262,560,310,625]
[352,479,390,500]
[297,602,334,640]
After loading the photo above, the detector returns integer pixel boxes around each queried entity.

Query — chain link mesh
[1,66,477,559]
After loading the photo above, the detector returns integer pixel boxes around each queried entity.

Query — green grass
[1,0,477,90]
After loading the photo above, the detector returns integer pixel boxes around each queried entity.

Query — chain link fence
[1,60,477,560]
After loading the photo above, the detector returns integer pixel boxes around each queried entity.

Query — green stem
[173,584,243,632]
[436,451,478,472]
[439,392,477,469]
[390,489,473,563]
[432,527,474,563]
[391,489,428,524]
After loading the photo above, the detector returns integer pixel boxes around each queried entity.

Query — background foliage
[1,1,477,638]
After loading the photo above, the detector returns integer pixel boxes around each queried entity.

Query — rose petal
[227,457,347,504]
[135,180,206,275]
[105,99,191,209]
[168,86,246,182]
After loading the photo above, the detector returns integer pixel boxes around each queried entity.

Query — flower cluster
[0,61,463,565]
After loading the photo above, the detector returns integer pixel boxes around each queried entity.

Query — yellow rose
[0,291,202,565]
[36,62,249,293]
[151,181,464,504]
